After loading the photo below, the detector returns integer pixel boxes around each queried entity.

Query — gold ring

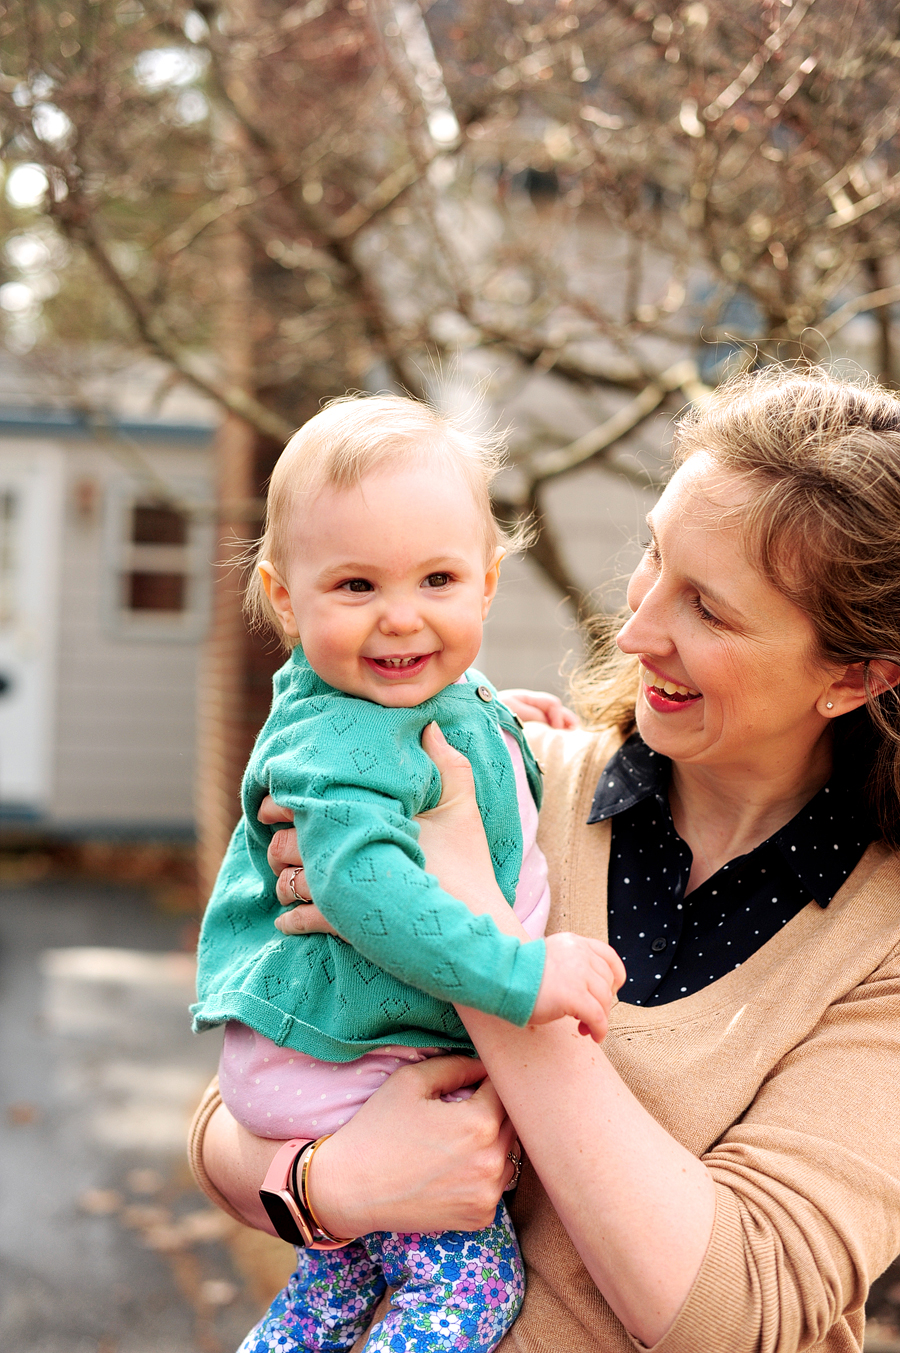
[505,1149,522,1191]
[288,867,303,902]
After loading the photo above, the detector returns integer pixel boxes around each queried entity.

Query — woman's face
[616,453,840,778]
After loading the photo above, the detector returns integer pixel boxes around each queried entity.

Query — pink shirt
[219,732,549,1137]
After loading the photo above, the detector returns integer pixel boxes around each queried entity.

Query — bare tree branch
[818,282,900,341]
[330,160,423,239]
[704,0,819,121]
[522,361,708,484]
[495,487,599,620]
[63,210,295,443]
[201,30,430,396]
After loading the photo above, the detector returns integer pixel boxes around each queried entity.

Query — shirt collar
[770,773,875,908]
[587,732,668,822]
[588,732,876,909]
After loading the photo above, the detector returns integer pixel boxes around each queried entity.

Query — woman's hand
[309,1056,519,1237]
[257,794,339,935]
[201,1056,518,1238]
[258,794,305,899]
[499,688,580,729]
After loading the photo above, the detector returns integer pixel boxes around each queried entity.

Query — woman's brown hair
[573,367,900,848]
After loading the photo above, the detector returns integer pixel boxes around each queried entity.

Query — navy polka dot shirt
[588,733,876,1006]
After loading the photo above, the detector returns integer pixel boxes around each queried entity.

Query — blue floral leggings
[237,1201,523,1353]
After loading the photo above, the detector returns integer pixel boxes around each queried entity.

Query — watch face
[260,1188,312,1247]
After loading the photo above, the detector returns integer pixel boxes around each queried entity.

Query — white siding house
[0,355,674,840]
[0,410,214,837]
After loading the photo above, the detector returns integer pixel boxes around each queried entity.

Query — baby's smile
[371,655,428,668]
[364,653,434,679]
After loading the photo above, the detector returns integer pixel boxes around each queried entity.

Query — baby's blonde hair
[246,393,522,644]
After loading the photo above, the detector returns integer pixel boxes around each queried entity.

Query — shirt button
[650,937,667,953]
[476,686,493,702]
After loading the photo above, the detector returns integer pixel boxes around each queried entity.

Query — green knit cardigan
[191,649,546,1061]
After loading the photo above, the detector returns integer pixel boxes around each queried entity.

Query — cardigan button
[650,937,667,953]
[476,686,493,702]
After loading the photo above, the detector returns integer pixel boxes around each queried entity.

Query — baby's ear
[482,548,504,616]
[258,561,300,638]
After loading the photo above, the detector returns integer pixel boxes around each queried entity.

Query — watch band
[259,1136,352,1249]
[297,1135,348,1243]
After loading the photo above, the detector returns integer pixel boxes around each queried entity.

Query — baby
[192,395,611,1353]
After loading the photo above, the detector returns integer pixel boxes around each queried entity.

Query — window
[124,500,190,614]
[105,479,211,640]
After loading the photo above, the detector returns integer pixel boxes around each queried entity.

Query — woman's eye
[643,538,661,565]
[424,572,451,588]
[690,595,726,628]
[343,578,373,593]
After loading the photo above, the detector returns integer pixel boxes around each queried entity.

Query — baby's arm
[261,772,546,1027]
[265,730,625,1042]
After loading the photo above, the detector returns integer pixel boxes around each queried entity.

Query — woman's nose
[615,607,643,655]
[616,568,673,657]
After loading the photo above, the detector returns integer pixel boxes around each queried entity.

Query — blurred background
[2,1,900,1348]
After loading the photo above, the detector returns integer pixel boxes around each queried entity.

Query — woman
[194,368,900,1353]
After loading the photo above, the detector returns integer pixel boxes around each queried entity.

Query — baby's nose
[379,602,425,635]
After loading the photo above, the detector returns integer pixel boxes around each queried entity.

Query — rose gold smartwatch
[259,1136,352,1249]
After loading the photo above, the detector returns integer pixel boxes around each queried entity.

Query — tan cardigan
[502,725,900,1353]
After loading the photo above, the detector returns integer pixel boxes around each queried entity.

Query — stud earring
[826,701,834,710]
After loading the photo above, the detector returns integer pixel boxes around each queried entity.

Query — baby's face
[262,461,501,706]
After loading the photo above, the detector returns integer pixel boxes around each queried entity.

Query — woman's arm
[415,724,717,1347]
[270,727,715,1345]
[201,1053,520,1238]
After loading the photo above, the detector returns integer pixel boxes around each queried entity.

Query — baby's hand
[529,933,626,1043]
[499,689,580,729]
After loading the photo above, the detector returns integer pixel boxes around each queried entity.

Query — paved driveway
[0,879,293,1353]
[5,876,900,1353]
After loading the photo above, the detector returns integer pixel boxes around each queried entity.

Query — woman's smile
[639,660,701,709]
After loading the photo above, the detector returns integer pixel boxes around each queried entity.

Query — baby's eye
[424,572,451,588]
[342,578,374,593]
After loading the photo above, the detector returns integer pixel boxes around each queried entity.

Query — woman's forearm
[438,857,715,1345]
[460,1006,715,1348]
[202,1103,287,1235]
[199,1054,517,1243]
